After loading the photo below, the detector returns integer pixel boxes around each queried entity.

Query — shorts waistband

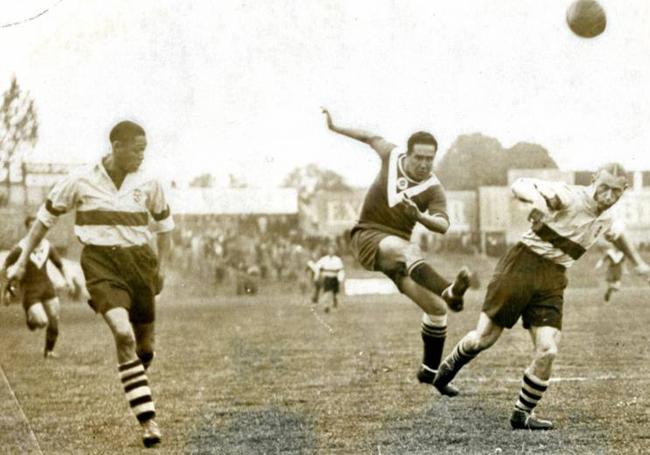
[84,244,149,251]
[516,242,566,271]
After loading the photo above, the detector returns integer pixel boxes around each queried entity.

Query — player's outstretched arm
[6,221,50,281]
[321,107,394,158]
[609,233,650,276]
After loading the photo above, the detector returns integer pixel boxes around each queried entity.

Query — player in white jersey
[6,121,173,447]
[433,163,650,430]
[313,244,345,312]
[2,216,75,357]
[595,243,626,302]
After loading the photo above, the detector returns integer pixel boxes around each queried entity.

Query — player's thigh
[376,236,422,270]
[42,297,61,322]
[399,277,446,316]
[26,302,48,327]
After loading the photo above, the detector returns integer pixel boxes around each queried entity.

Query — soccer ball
[566,0,607,38]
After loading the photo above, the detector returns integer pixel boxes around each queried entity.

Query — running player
[433,163,650,429]
[595,242,626,302]
[322,108,470,396]
[6,120,173,447]
[2,216,75,358]
[313,244,345,312]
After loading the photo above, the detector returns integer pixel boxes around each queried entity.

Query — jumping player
[6,121,173,447]
[433,163,650,429]
[313,244,345,312]
[2,216,75,358]
[595,243,626,302]
[322,108,470,396]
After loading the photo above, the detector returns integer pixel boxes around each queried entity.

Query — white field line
[0,362,44,454]
[469,374,649,384]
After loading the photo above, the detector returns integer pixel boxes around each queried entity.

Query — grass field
[2,270,650,454]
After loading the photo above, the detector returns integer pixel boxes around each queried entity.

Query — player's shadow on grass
[373,401,589,455]
[185,407,316,455]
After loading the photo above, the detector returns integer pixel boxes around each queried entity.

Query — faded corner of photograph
[1,0,650,453]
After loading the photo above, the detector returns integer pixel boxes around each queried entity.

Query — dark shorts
[482,243,568,330]
[322,277,339,294]
[350,227,389,271]
[606,263,623,283]
[80,244,159,324]
[22,280,57,312]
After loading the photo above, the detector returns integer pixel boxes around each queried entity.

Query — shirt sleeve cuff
[36,204,59,228]
[151,216,175,233]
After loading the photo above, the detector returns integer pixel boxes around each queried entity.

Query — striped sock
[515,371,549,413]
[118,359,156,423]
[421,315,447,373]
[447,338,479,371]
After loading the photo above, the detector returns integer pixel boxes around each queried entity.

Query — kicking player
[6,121,173,447]
[322,108,470,396]
[595,243,626,302]
[2,216,75,358]
[313,244,345,312]
[433,163,650,429]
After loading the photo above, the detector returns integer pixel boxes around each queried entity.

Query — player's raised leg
[25,302,48,331]
[377,235,471,311]
[41,297,60,358]
[433,313,503,395]
[510,326,560,430]
[104,306,161,447]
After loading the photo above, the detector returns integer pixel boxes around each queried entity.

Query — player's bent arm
[609,233,648,272]
[418,212,450,235]
[7,221,50,281]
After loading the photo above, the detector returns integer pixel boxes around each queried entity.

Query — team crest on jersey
[386,148,440,208]
[133,189,144,204]
[396,177,408,190]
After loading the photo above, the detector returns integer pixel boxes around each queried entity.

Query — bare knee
[465,328,500,352]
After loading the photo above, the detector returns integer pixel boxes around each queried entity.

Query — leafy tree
[282,164,350,201]
[436,133,557,190]
[0,76,38,204]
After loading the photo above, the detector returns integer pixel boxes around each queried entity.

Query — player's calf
[416,313,458,396]
[137,350,155,371]
[432,334,482,396]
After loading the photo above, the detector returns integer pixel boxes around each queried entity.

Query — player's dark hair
[109,121,145,144]
[24,215,36,228]
[407,131,438,155]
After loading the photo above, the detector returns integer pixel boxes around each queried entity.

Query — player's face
[113,135,147,173]
[405,143,436,181]
[593,171,626,211]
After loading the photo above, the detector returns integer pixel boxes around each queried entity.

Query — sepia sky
[2,0,650,187]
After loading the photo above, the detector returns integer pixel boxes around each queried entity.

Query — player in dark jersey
[322,108,471,396]
[2,216,75,358]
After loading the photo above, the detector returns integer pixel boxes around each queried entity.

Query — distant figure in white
[312,244,345,313]
[595,242,626,302]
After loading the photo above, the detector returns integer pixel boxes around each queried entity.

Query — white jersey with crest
[518,179,623,268]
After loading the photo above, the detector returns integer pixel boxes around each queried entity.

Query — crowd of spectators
[168,215,350,295]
